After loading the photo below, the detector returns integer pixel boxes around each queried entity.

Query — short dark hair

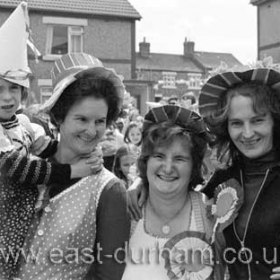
[50,75,121,128]
[138,121,207,193]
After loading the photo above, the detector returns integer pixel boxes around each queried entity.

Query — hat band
[0,69,30,81]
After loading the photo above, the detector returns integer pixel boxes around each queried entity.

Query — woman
[122,105,222,280]
[199,67,280,280]
[16,53,130,280]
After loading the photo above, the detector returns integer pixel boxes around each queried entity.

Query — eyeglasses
[0,69,31,80]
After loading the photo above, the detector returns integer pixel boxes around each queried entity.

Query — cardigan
[203,155,280,280]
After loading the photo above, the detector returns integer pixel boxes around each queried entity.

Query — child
[113,145,137,189]
[124,121,142,156]
[0,3,101,279]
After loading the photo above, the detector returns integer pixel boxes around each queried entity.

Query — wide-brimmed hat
[41,52,125,112]
[143,105,211,142]
[199,67,280,117]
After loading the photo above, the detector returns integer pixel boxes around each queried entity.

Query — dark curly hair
[204,83,280,165]
[49,72,121,128]
[137,121,208,194]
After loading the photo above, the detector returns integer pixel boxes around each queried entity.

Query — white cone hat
[0,2,31,88]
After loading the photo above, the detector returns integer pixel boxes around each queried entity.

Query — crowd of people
[2,2,280,280]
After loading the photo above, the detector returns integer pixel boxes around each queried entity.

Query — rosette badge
[210,178,243,242]
[162,232,214,280]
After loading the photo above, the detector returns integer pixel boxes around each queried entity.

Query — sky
[128,0,257,65]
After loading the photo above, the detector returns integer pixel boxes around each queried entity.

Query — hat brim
[199,68,280,116]
[1,76,29,88]
[41,66,125,112]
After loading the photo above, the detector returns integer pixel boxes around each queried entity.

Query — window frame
[42,17,87,61]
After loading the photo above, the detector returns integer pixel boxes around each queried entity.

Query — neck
[148,191,189,220]
[55,143,90,164]
[241,148,279,174]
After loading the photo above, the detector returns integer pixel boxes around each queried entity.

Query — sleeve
[201,168,233,198]
[38,139,59,159]
[0,149,71,186]
[87,179,130,280]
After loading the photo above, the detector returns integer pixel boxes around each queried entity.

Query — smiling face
[128,126,142,145]
[228,94,274,159]
[58,96,108,162]
[147,136,193,197]
[0,78,22,120]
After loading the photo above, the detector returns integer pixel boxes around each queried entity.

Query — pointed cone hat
[0,2,31,88]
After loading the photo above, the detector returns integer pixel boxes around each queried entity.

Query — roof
[0,0,141,19]
[136,53,203,73]
[136,52,242,73]
[194,51,242,70]
[250,0,270,5]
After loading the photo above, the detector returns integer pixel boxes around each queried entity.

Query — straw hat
[41,52,125,112]
[199,68,280,117]
[0,1,32,88]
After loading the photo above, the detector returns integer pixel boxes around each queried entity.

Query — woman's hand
[127,177,147,220]
[86,146,104,174]
[70,146,103,178]
[271,267,280,279]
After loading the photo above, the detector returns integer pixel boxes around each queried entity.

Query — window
[43,17,87,59]
[40,87,52,104]
[46,26,83,55]
[162,72,177,88]
[187,73,202,89]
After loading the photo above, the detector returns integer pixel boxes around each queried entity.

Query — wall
[257,0,280,62]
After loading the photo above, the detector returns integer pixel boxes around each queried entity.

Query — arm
[201,168,234,199]
[0,148,103,187]
[127,177,147,220]
[89,179,130,280]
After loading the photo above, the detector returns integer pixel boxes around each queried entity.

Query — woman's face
[128,126,142,145]
[0,78,21,120]
[59,96,108,159]
[147,136,193,197]
[227,94,274,159]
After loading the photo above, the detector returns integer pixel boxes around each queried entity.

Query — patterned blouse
[16,168,130,280]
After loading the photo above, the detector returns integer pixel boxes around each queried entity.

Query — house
[136,37,242,103]
[250,0,280,63]
[0,0,155,114]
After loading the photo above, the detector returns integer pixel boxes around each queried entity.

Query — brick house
[251,0,280,63]
[136,37,242,103]
[0,0,156,113]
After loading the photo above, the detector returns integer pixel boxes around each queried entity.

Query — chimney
[139,37,150,58]
[184,37,195,58]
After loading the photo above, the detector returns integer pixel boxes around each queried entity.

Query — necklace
[233,169,269,262]
[147,196,189,235]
